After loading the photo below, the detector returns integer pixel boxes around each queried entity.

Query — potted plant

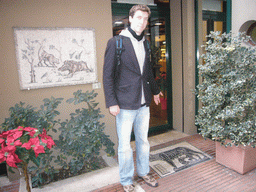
[54,90,115,175]
[1,91,115,188]
[195,31,256,174]
[1,97,62,186]
[0,126,55,192]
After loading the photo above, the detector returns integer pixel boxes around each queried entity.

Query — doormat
[149,142,212,177]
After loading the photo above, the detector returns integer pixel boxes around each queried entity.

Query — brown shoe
[123,184,135,192]
[139,174,158,187]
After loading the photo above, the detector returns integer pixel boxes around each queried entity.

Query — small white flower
[225,46,235,52]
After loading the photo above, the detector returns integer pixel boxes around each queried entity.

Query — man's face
[129,10,149,35]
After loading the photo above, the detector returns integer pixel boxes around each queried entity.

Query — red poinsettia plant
[0,126,55,168]
[0,126,55,192]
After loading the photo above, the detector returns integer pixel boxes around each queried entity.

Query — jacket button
[147,82,149,84]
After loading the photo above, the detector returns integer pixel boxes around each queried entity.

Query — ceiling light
[115,21,123,25]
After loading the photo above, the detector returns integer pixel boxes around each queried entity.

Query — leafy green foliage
[1,97,63,133]
[1,90,115,188]
[195,31,256,147]
[1,97,63,188]
[55,90,115,175]
[31,150,58,188]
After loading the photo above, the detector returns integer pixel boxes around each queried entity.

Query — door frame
[111,2,173,135]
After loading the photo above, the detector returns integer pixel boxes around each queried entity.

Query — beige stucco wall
[170,0,183,133]
[0,0,118,150]
[232,0,256,34]
[171,0,198,135]
[182,0,197,135]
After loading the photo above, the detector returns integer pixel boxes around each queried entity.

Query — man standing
[103,4,161,192]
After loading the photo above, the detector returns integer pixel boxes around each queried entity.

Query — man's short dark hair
[129,4,151,18]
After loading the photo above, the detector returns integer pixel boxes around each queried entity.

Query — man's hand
[154,92,163,105]
[109,105,120,116]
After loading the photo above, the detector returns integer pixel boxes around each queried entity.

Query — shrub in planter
[54,90,115,175]
[1,90,115,188]
[1,97,63,133]
[1,97,63,188]
[195,31,256,147]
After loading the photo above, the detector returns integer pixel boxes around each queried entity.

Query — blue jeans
[116,106,150,186]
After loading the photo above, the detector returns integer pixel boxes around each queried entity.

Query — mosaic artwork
[13,27,98,90]
[149,142,212,177]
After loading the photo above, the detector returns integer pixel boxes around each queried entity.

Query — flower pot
[7,165,21,181]
[160,98,167,110]
[216,141,256,174]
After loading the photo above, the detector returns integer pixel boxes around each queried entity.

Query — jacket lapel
[122,37,141,74]
[143,40,150,75]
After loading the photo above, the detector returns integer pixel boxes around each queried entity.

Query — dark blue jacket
[103,35,160,110]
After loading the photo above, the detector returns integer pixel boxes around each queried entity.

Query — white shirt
[119,29,146,105]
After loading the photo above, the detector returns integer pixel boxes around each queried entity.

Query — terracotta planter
[160,98,167,110]
[216,141,256,174]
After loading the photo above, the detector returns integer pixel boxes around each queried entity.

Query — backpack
[114,35,151,68]
[114,35,151,81]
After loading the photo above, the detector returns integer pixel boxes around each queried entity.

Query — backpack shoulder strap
[114,35,123,66]
[114,35,124,80]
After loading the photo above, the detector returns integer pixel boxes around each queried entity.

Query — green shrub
[195,31,256,147]
[1,90,115,187]
[1,97,63,133]
[55,90,115,175]
[1,97,63,187]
